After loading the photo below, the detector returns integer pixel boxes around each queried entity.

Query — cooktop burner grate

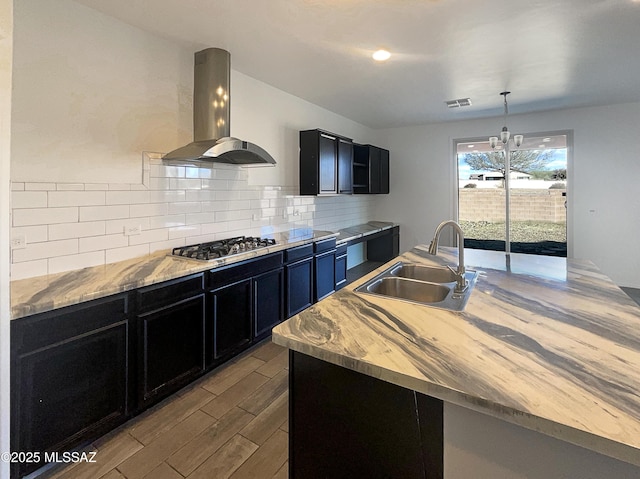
[171,236,276,261]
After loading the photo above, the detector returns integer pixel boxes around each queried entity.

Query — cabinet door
[139,295,205,407]
[338,138,353,194]
[14,323,127,477]
[254,267,284,339]
[335,253,348,290]
[210,279,253,360]
[286,257,314,318]
[315,250,336,301]
[369,146,382,194]
[319,133,338,194]
[379,148,390,194]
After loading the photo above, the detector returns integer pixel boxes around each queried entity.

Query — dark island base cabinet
[289,351,443,479]
[11,295,131,479]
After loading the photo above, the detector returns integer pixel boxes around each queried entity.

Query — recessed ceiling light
[543,137,551,142]
[372,49,391,61]
[467,144,475,148]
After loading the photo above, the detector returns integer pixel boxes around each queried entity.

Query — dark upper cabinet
[353,144,390,194]
[11,294,130,478]
[136,274,206,409]
[338,138,354,194]
[300,129,354,195]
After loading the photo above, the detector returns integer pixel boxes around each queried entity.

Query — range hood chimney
[163,48,276,165]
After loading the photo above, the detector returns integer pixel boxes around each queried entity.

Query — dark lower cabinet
[136,274,205,409]
[11,295,130,479]
[289,351,443,479]
[254,267,285,340]
[335,244,348,290]
[210,278,253,361]
[315,250,336,301]
[138,295,205,407]
[285,245,314,318]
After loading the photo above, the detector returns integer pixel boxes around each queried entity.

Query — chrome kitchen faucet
[428,220,468,293]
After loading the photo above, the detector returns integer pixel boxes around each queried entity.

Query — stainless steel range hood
[163,48,276,165]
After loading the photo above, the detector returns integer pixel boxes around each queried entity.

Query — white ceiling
[72,0,640,129]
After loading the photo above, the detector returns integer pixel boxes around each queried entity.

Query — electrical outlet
[124,225,142,236]
[11,235,27,249]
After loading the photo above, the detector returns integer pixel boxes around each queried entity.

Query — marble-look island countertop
[272,246,640,467]
[10,228,337,320]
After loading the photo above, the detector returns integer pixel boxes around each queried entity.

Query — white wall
[0,0,12,475]
[375,103,640,288]
[9,0,379,280]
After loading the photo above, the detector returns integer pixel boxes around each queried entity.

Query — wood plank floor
[37,340,289,479]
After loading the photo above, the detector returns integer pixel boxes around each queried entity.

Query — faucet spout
[428,220,467,293]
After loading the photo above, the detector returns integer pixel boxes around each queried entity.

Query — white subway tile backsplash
[11,160,375,279]
[49,191,106,207]
[14,207,78,226]
[186,212,216,225]
[149,190,186,203]
[11,259,48,281]
[106,244,150,264]
[106,191,150,205]
[12,239,78,263]
[150,239,182,253]
[84,183,110,191]
[169,178,203,190]
[168,202,201,215]
[56,183,85,191]
[169,225,202,240]
[148,178,171,190]
[105,218,151,235]
[80,234,129,253]
[12,225,48,244]
[49,221,106,241]
[25,182,56,191]
[128,228,169,246]
[79,205,129,222]
[148,214,186,229]
[108,183,132,190]
[12,191,48,209]
[130,203,168,218]
[48,251,105,275]
[150,164,185,178]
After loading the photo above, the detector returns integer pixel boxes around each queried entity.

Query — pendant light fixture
[489,91,523,150]
[488,91,523,259]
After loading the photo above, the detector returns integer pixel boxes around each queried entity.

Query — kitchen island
[272,245,640,478]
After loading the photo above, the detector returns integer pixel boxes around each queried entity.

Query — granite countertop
[334,220,396,244]
[272,245,640,467]
[10,228,337,320]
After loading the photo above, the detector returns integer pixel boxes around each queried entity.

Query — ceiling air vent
[445,98,472,108]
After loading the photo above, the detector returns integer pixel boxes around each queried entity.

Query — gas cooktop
[171,236,277,261]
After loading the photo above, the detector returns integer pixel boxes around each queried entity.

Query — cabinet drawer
[12,294,129,354]
[285,244,313,263]
[336,243,347,256]
[314,237,337,254]
[137,273,204,314]
[208,252,283,289]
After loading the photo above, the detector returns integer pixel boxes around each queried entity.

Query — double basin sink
[354,261,478,311]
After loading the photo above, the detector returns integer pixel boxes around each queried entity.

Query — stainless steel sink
[365,277,450,303]
[389,263,458,283]
[354,261,478,311]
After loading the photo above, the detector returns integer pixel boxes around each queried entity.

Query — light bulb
[500,129,510,144]
[489,137,499,149]
[514,135,524,148]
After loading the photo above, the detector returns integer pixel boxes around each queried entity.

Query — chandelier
[489,91,523,150]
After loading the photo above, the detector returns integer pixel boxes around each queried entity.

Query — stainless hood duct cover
[163,48,276,165]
